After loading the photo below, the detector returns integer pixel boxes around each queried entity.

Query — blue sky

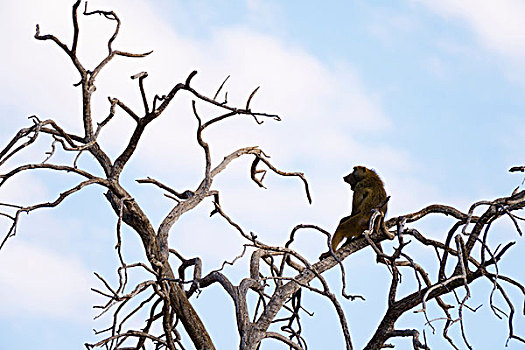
[0,0,524,349]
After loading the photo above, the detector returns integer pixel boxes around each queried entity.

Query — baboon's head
[343,166,370,190]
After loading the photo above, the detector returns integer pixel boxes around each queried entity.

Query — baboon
[320,166,388,259]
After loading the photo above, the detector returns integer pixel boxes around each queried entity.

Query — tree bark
[106,190,216,349]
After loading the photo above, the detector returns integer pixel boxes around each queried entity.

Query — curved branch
[154,71,280,123]
[253,154,312,204]
[71,0,81,54]
[385,204,474,228]
[1,178,109,250]
[0,118,80,168]
[136,177,194,200]
[34,24,85,76]
[387,329,429,350]
[0,124,40,167]
[0,163,100,187]
[265,332,304,350]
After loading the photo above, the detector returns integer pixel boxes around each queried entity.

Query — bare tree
[1,2,524,349]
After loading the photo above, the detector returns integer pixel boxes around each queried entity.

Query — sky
[0,0,524,349]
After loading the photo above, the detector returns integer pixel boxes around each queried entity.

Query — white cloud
[0,0,391,165]
[417,0,525,62]
[0,172,49,205]
[0,240,92,320]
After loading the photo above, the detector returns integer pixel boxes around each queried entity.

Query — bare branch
[0,163,100,187]
[112,98,140,122]
[385,204,475,228]
[388,329,429,350]
[136,177,194,200]
[265,332,304,350]
[83,2,119,54]
[71,0,81,54]
[213,75,230,100]
[1,178,108,250]
[253,154,312,204]
[0,117,81,167]
[155,70,280,123]
[246,86,260,110]
[131,71,150,114]
[34,24,83,73]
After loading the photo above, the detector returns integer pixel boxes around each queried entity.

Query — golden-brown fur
[322,166,388,257]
